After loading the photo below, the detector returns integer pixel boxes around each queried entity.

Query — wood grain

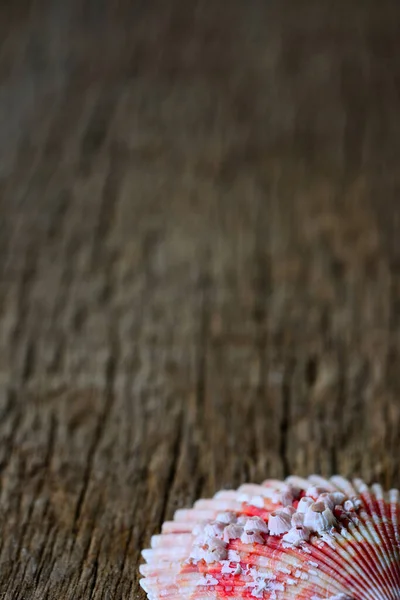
[0,0,400,597]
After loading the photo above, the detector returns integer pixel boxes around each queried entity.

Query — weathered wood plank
[0,0,400,598]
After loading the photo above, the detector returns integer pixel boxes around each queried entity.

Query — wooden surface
[1,0,400,598]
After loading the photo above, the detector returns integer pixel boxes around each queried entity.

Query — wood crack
[279,361,293,478]
[157,411,184,528]
[72,343,118,533]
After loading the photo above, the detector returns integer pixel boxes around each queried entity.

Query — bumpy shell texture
[140,475,400,600]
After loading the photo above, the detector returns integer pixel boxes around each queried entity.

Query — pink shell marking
[140,475,400,599]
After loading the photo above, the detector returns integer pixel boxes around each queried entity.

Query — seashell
[267,510,292,536]
[303,502,336,533]
[223,522,244,543]
[282,523,310,546]
[297,496,314,513]
[204,521,225,539]
[140,475,400,599]
[240,529,265,545]
[317,492,346,511]
[243,516,269,534]
[291,512,305,528]
[216,511,237,524]
[280,505,296,517]
[280,489,295,507]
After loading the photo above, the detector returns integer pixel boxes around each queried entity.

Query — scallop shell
[140,475,400,599]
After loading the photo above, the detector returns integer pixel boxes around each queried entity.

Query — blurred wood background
[1,0,400,598]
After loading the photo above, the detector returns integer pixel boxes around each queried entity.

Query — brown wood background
[1,0,400,598]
